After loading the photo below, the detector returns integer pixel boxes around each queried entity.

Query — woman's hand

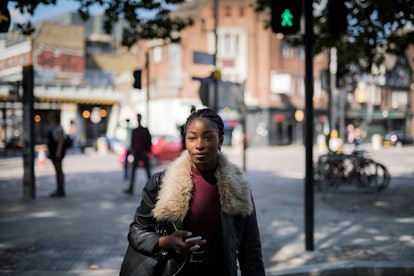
[158,230,206,254]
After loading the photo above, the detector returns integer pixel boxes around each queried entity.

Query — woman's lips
[193,154,206,160]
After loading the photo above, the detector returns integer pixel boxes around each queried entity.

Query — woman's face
[185,118,223,171]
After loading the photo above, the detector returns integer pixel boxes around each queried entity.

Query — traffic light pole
[304,0,314,251]
[145,52,150,126]
[22,65,35,199]
[213,0,219,111]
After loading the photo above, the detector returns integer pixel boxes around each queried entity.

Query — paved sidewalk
[0,145,413,275]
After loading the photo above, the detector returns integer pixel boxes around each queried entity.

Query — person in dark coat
[47,111,66,198]
[124,113,152,195]
[120,108,265,275]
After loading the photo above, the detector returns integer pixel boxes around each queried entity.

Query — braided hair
[184,108,224,139]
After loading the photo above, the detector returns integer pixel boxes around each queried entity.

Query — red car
[120,134,183,167]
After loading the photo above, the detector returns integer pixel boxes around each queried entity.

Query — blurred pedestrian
[123,119,133,181]
[124,113,152,195]
[69,120,79,153]
[346,123,355,144]
[120,108,265,275]
[354,127,363,149]
[47,111,66,198]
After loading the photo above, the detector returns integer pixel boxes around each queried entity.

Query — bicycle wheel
[313,161,333,191]
[313,162,324,191]
[358,159,378,188]
[375,162,391,191]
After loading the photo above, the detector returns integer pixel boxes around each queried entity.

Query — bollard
[371,134,382,151]
[37,145,47,167]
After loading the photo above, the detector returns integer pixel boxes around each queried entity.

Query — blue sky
[10,0,103,24]
[31,0,81,22]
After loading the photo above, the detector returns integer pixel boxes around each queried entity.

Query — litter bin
[371,134,382,151]
[96,137,109,155]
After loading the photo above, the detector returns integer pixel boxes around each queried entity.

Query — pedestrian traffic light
[8,82,20,102]
[271,0,302,35]
[327,0,348,34]
[133,70,141,89]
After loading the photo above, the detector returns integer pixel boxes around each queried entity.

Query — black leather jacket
[122,152,265,276]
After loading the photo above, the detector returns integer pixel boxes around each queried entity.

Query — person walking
[120,108,265,275]
[124,113,152,195]
[47,111,66,198]
[123,119,133,181]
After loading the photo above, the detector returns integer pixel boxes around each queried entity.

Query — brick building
[1,3,412,150]
[136,0,413,147]
[137,0,329,146]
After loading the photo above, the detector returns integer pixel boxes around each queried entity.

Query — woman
[47,111,66,197]
[121,108,265,275]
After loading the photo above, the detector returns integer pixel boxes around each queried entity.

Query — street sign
[193,51,215,65]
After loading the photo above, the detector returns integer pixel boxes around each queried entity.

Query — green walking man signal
[271,0,302,35]
[281,9,294,27]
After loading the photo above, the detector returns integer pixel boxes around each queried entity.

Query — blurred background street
[1,0,414,274]
[1,144,413,274]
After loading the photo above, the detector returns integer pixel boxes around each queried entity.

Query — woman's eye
[205,136,214,141]
[187,137,196,141]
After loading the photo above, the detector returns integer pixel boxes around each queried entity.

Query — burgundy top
[185,165,222,251]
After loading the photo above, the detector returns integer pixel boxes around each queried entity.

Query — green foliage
[10,0,192,47]
[9,0,414,71]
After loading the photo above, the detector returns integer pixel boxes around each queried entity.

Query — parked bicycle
[313,150,391,192]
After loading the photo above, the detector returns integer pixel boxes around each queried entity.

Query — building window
[152,46,162,63]
[8,58,15,68]
[296,45,305,59]
[224,6,231,17]
[220,33,240,58]
[271,72,292,94]
[239,6,245,16]
[297,77,305,97]
[281,41,292,58]
[224,34,231,56]
[314,52,323,62]
[391,91,408,109]
[234,34,239,55]
[314,79,322,99]
[374,87,382,105]
[19,55,26,66]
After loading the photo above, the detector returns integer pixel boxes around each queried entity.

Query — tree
[258,0,414,71]
[10,0,192,47]
[9,0,414,71]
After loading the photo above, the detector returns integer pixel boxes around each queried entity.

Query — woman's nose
[195,138,204,149]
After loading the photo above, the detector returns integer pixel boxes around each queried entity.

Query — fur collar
[153,151,253,223]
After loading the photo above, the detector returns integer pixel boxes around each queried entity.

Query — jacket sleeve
[127,172,164,256]
[237,195,266,275]
[146,129,152,152]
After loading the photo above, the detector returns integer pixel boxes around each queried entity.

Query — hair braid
[184,108,224,138]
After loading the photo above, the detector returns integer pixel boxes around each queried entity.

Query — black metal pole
[242,83,247,172]
[146,52,150,126]
[304,0,314,251]
[22,65,35,199]
[213,0,219,111]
